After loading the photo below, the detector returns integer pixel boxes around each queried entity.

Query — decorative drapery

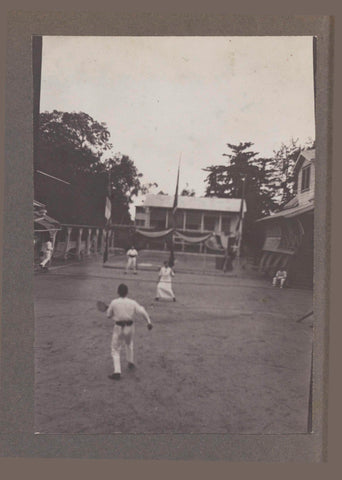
[136,228,214,245]
[136,228,173,239]
[174,230,213,244]
[204,235,225,251]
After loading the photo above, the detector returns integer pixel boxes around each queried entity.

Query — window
[135,219,145,227]
[204,215,217,231]
[301,165,311,192]
[185,210,201,230]
[150,208,167,229]
[221,215,231,234]
[135,206,145,214]
[174,211,184,229]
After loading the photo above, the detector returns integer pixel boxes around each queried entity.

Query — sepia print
[33,36,316,434]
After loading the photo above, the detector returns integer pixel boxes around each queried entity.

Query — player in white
[272,269,287,288]
[125,245,138,274]
[107,283,153,380]
[155,261,176,302]
[40,237,53,270]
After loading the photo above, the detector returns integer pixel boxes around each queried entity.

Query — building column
[100,228,106,253]
[200,212,204,232]
[218,213,222,233]
[166,210,169,228]
[145,207,150,228]
[183,211,187,230]
[86,228,92,255]
[50,230,57,249]
[76,228,84,260]
[63,227,72,260]
[50,230,57,261]
[93,229,99,253]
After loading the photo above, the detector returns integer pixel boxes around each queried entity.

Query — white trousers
[111,324,135,374]
[40,250,52,267]
[126,257,137,272]
[272,277,286,287]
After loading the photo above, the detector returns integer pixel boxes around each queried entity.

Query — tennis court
[34,253,313,434]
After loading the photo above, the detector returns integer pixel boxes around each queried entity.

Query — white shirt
[107,297,151,323]
[127,248,138,258]
[43,241,53,252]
[159,266,174,282]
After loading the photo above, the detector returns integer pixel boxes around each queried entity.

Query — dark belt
[115,320,133,327]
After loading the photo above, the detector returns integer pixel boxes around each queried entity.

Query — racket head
[96,300,108,312]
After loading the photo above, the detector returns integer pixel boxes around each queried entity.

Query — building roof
[256,202,314,222]
[294,148,315,176]
[140,194,246,213]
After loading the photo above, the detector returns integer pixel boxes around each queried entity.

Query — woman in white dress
[155,261,176,301]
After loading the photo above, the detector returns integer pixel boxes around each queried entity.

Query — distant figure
[39,237,53,270]
[107,283,153,380]
[125,246,138,274]
[272,269,287,288]
[155,261,176,302]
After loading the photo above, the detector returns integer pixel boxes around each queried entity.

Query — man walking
[39,237,53,270]
[107,283,153,380]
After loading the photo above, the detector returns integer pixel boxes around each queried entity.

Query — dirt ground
[34,253,313,434]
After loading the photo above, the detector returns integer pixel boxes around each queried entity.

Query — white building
[135,194,246,236]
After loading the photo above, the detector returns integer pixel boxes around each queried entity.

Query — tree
[272,137,315,207]
[36,110,144,224]
[180,183,196,197]
[203,142,277,218]
[203,142,280,252]
[106,154,143,224]
[37,110,113,178]
[140,182,159,195]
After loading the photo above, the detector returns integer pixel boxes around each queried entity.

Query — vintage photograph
[33,36,315,434]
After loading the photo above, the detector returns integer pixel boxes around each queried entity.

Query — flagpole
[237,176,246,269]
[103,170,111,264]
[169,155,181,268]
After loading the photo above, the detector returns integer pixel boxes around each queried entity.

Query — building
[257,148,315,287]
[134,194,246,252]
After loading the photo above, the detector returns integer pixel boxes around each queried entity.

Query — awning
[259,251,292,271]
[34,214,61,232]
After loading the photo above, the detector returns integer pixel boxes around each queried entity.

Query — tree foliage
[36,110,144,224]
[203,139,314,250]
[204,142,278,220]
[180,183,196,197]
[272,137,315,207]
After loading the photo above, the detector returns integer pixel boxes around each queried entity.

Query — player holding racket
[105,283,152,380]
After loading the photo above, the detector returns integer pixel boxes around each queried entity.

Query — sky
[40,36,315,202]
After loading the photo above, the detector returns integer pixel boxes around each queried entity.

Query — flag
[105,196,111,221]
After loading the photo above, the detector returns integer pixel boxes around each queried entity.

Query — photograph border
[1,12,332,462]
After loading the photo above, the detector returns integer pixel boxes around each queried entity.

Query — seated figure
[272,269,287,288]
